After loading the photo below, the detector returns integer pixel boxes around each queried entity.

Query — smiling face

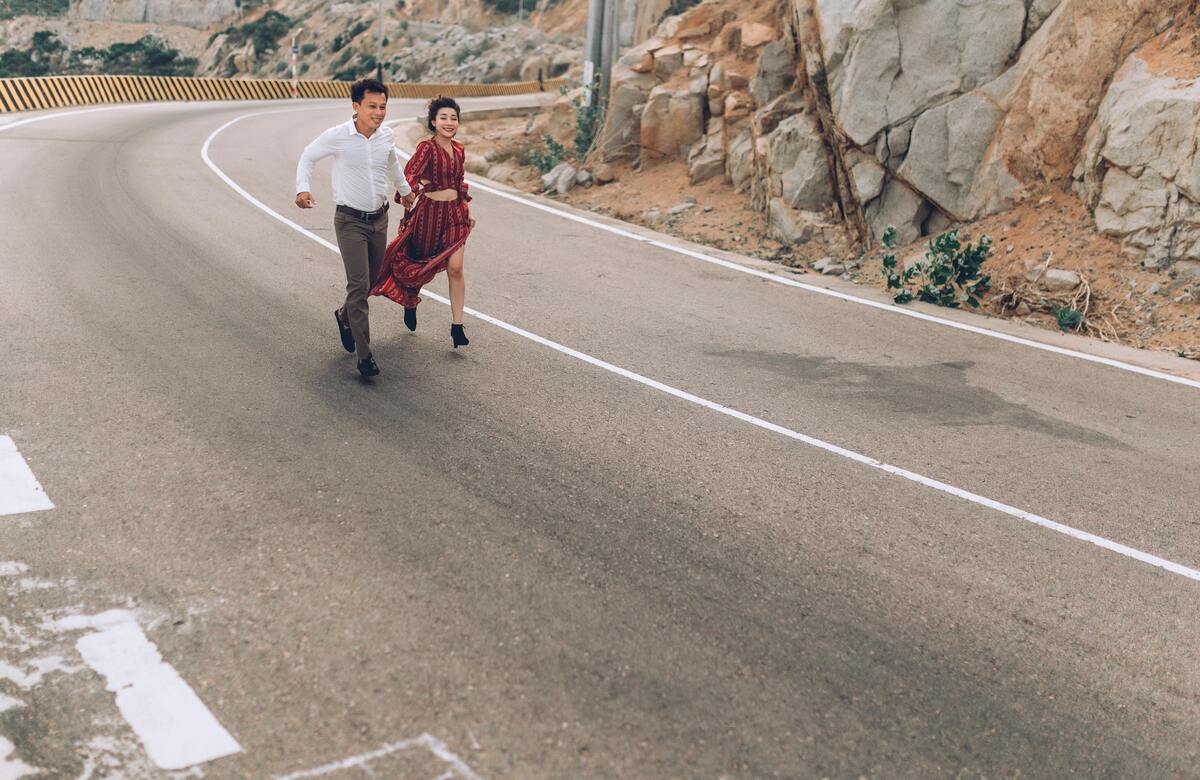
[433,107,459,139]
[352,90,388,134]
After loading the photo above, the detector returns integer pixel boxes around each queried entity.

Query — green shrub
[0,0,68,20]
[573,78,602,158]
[526,134,566,174]
[881,227,993,309]
[1053,306,1085,332]
[221,10,291,56]
[0,31,195,77]
[301,42,317,55]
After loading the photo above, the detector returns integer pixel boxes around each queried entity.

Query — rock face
[815,0,1025,148]
[592,0,1194,265]
[71,0,238,28]
[640,83,706,159]
[1078,53,1200,262]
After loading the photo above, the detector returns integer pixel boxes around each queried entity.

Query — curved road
[1,97,1199,777]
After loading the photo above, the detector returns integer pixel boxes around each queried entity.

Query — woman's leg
[447,247,466,324]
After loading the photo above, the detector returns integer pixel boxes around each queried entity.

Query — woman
[371,96,475,347]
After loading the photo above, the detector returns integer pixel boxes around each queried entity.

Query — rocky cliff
[598,0,1200,270]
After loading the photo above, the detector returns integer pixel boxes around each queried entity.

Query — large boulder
[815,0,1025,147]
[865,177,931,245]
[749,38,797,107]
[1079,53,1200,261]
[767,110,835,210]
[640,84,706,160]
[726,128,755,191]
[688,118,726,184]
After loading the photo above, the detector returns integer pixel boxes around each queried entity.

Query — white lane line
[203,109,1200,586]
[53,610,241,770]
[0,436,53,516]
[274,733,483,780]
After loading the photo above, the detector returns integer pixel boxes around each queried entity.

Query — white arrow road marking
[53,610,241,771]
[0,437,53,517]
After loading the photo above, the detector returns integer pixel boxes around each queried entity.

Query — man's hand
[400,192,417,209]
[295,192,316,209]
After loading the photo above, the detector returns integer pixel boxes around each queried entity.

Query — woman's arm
[404,141,433,194]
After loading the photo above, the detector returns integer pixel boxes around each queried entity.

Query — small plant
[526,134,566,174]
[572,77,602,159]
[1053,306,1085,332]
[881,226,993,309]
[301,42,317,55]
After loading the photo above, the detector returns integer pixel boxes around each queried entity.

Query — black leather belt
[336,203,389,221]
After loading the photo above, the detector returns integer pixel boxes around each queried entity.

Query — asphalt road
[2,96,1199,778]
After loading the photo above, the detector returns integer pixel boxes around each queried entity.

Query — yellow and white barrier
[0,74,568,113]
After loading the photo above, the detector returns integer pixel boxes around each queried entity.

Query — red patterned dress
[371,138,473,308]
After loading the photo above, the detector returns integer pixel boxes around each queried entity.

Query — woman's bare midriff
[424,189,458,202]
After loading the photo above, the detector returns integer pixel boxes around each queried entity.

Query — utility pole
[597,0,617,104]
[376,0,385,82]
[291,28,303,99]
[583,0,603,105]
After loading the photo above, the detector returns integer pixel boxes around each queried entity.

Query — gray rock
[768,199,829,245]
[1037,268,1082,292]
[726,129,755,192]
[691,119,724,183]
[749,39,796,107]
[865,177,931,245]
[575,169,594,187]
[847,151,885,203]
[812,256,846,275]
[640,84,706,160]
[767,111,835,210]
[667,202,695,215]
[542,162,577,194]
[816,0,1026,146]
[1081,55,1200,263]
[486,163,519,184]
[898,90,1005,220]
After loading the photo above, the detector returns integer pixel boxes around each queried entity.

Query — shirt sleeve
[404,140,433,195]
[388,147,411,196]
[295,128,337,195]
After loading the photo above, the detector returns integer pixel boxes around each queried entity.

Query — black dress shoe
[357,355,380,377]
[404,306,417,332]
[450,323,469,348]
[334,309,355,353]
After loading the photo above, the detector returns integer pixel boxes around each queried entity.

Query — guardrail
[0,74,568,113]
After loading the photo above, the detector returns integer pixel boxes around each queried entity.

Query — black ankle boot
[403,306,417,332]
[450,323,469,348]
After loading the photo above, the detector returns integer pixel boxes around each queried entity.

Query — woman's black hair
[426,96,461,133]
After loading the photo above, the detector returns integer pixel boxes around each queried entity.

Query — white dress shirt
[295,119,411,212]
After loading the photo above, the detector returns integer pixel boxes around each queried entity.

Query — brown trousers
[333,210,388,361]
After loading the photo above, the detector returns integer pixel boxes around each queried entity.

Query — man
[295,78,414,378]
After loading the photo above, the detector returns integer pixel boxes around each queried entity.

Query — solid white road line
[274,733,483,780]
[201,109,1200,585]
[53,610,242,770]
[0,436,53,516]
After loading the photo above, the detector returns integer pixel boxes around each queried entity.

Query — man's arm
[388,147,414,206]
[295,129,336,209]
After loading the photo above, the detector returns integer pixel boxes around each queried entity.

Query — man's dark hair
[426,95,461,132]
[351,78,388,104]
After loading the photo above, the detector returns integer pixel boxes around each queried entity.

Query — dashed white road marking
[201,109,1200,585]
[53,610,241,770]
[274,734,483,780]
[0,437,53,517]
